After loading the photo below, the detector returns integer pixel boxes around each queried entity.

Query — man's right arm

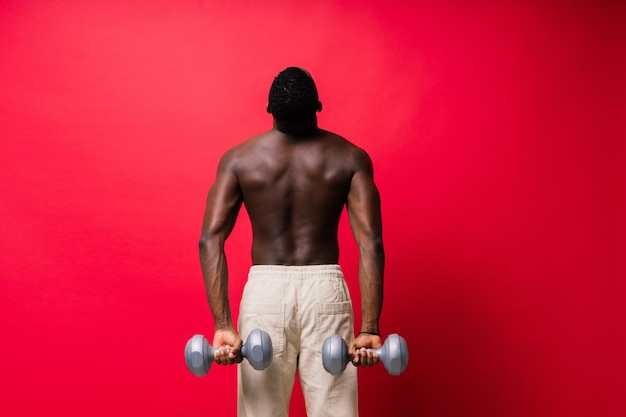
[346,148,385,365]
[199,150,244,363]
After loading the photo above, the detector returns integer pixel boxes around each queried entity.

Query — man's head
[267,67,322,122]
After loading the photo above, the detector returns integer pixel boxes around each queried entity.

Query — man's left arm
[199,150,244,364]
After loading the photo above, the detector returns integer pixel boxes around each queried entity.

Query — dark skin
[199,79,384,369]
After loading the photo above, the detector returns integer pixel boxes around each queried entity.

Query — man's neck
[273,116,319,136]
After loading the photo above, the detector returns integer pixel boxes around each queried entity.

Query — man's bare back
[222,128,374,265]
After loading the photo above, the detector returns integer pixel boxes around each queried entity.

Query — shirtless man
[199,67,384,417]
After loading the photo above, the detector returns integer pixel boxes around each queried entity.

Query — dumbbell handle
[322,333,409,376]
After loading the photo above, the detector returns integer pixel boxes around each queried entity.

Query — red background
[1,1,625,416]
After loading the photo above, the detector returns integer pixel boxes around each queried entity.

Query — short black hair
[268,67,320,121]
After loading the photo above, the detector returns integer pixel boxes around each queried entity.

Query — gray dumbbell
[185,328,273,376]
[321,333,409,376]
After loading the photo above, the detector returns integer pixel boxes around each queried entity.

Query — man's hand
[349,333,382,367]
[212,328,243,365]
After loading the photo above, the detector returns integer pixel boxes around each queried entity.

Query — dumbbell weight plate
[375,333,409,376]
[241,328,274,370]
[185,334,212,377]
[321,334,349,375]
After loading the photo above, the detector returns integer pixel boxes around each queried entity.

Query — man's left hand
[349,333,382,367]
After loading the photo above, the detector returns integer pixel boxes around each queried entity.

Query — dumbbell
[321,333,409,376]
[185,328,273,376]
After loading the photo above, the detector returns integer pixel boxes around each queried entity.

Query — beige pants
[237,265,358,417]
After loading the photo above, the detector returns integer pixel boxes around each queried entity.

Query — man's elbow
[198,233,223,253]
[360,235,384,257]
[198,237,208,252]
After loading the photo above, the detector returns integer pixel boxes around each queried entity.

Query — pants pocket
[239,301,286,356]
[315,301,354,346]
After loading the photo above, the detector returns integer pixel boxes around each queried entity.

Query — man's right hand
[212,328,243,365]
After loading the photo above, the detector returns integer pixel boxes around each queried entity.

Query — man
[199,67,384,417]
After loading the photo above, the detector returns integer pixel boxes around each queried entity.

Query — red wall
[1,1,624,416]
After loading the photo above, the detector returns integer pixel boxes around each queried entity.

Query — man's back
[224,128,369,265]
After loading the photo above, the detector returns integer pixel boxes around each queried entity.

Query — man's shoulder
[318,129,365,153]
[220,130,275,159]
[314,130,373,177]
[322,130,371,162]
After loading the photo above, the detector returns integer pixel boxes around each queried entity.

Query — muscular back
[200,124,383,332]
[225,129,368,265]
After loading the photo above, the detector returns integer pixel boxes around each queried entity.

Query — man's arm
[346,149,385,365]
[199,151,243,363]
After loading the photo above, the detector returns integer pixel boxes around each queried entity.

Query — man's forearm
[358,239,384,334]
[199,236,233,329]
